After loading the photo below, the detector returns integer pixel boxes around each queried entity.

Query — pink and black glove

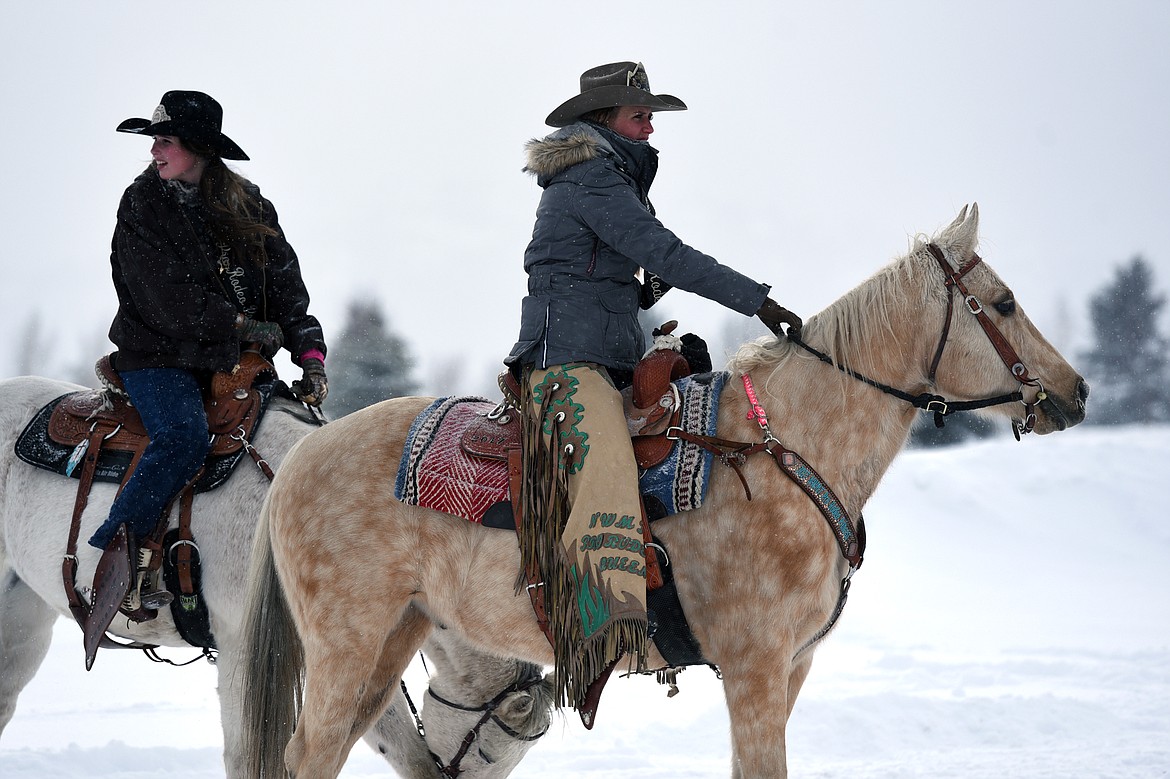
[292,358,328,406]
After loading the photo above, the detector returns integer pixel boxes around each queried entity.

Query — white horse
[0,375,552,777]
[238,204,1089,778]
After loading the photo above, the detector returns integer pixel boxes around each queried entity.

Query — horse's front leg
[722,648,802,779]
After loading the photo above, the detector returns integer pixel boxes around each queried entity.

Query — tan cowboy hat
[116,90,249,160]
[545,61,687,127]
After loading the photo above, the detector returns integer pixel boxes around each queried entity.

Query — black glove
[679,333,713,373]
[292,358,328,406]
[756,298,803,340]
[236,316,284,356]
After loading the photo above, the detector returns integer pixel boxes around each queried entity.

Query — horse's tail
[238,491,304,778]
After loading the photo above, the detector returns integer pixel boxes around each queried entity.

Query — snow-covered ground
[2,424,1167,778]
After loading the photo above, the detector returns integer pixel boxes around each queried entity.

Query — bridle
[659,243,1054,658]
[400,666,548,778]
[790,242,1048,439]
[924,243,1047,436]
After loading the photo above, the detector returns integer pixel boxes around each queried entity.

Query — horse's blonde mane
[730,205,981,387]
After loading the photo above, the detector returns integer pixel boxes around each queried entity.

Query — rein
[401,666,548,778]
[788,243,1047,438]
[789,334,1024,429]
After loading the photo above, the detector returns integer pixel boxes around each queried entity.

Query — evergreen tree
[908,411,1000,448]
[326,298,418,418]
[1078,257,1169,424]
[15,312,55,377]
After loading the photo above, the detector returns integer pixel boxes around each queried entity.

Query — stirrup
[127,547,173,614]
[140,588,174,610]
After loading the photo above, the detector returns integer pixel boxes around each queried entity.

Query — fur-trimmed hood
[523,121,660,200]
[523,122,614,180]
[508,121,768,373]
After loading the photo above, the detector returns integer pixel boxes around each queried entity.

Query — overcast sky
[3,1,1167,392]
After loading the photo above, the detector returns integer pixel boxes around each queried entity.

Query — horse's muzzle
[1035,378,1089,433]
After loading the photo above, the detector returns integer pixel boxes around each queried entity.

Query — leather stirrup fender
[84,524,134,670]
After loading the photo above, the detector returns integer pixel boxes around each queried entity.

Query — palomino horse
[0,376,552,777]
[239,204,1088,778]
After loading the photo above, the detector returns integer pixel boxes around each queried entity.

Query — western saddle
[57,350,274,668]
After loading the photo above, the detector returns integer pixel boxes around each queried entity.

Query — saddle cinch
[37,350,275,666]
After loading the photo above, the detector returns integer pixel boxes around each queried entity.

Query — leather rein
[791,243,1047,439]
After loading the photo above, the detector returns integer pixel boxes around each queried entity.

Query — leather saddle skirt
[15,364,277,494]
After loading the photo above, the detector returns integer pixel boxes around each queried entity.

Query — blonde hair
[580,106,620,126]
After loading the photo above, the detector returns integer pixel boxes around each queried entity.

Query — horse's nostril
[1078,379,1090,403]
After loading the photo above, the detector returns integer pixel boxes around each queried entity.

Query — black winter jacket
[107,169,326,372]
[506,122,769,372]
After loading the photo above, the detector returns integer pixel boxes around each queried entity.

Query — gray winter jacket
[505,122,770,372]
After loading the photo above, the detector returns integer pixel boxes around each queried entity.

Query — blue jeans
[88,368,210,549]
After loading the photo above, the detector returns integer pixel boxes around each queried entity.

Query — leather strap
[176,486,197,595]
[666,427,768,500]
[764,442,863,568]
[926,244,1040,387]
[510,443,552,643]
[639,496,663,591]
[63,422,116,631]
[668,426,863,570]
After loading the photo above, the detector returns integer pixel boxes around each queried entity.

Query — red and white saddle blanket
[394,372,728,524]
[393,397,511,523]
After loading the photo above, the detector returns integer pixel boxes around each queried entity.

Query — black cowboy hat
[116,90,249,160]
[545,61,687,128]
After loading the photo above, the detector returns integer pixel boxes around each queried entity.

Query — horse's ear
[958,202,980,257]
[940,203,980,261]
[947,204,969,232]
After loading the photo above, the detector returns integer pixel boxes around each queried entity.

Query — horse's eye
[994,298,1016,316]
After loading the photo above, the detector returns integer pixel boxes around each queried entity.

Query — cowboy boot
[84,524,135,670]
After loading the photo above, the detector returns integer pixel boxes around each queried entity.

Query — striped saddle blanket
[394,371,729,524]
